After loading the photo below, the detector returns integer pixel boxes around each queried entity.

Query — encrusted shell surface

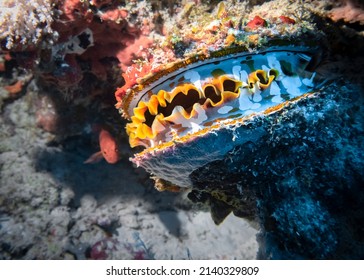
[117,2,328,191]
[132,91,315,188]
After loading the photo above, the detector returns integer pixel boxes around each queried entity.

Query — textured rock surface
[188,79,364,258]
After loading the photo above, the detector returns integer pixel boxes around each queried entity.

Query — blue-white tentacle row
[125,47,324,148]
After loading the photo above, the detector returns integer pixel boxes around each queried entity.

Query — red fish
[85,129,120,164]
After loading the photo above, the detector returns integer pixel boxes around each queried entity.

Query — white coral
[0,0,56,49]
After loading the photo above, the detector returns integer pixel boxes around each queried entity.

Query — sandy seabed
[0,85,258,259]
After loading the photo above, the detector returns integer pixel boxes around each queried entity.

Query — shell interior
[126,48,323,148]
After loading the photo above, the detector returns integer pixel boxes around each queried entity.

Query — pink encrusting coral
[329,0,364,25]
[1,0,157,164]
[1,0,154,90]
[53,0,153,81]
[115,62,153,108]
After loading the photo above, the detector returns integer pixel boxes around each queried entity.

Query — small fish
[85,129,120,164]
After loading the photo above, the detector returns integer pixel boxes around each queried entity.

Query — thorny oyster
[117,3,326,192]
[117,1,364,259]
[125,47,321,149]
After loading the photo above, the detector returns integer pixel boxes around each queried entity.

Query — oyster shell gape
[126,48,322,149]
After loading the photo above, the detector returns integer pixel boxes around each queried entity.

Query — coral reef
[117,0,364,259]
[0,0,56,50]
[1,0,161,163]
[1,0,363,260]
